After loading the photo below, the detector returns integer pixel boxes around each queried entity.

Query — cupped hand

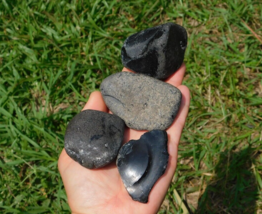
[58,64,190,214]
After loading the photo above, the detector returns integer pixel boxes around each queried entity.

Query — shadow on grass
[195,147,259,214]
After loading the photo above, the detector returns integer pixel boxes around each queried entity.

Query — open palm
[58,64,190,214]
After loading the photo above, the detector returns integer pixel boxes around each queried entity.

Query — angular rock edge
[121,22,187,79]
[116,130,169,203]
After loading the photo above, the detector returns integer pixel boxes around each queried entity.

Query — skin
[58,64,190,214]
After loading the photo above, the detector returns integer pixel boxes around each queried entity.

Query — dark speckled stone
[64,110,125,169]
[100,72,182,131]
[116,130,169,203]
[121,22,187,80]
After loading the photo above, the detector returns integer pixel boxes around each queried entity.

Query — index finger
[165,63,186,87]
[122,63,186,87]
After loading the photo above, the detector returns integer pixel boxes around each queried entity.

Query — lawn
[0,0,261,213]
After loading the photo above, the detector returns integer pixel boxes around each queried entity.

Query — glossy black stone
[64,110,125,169]
[116,130,169,203]
[121,22,187,80]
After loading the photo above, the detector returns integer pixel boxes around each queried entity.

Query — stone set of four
[64,23,187,203]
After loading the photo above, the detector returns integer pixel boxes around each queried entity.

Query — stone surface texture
[100,72,182,131]
[116,130,169,203]
[121,22,187,80]
[64,110,125,169]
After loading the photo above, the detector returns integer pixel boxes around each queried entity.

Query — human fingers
[82,91,108,112]
[168,85,190,151]
[146,85,190,205]
[165,63,186,87]
[122,67,134,72]
[122,63,186,87]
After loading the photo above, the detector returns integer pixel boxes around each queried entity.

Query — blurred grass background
[0,0,261,213]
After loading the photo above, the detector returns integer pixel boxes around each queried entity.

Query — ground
[0,1,261,213]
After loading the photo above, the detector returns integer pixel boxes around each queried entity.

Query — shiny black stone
[116,130,169,203]
[121,22,187,80]
[64,110,125,169]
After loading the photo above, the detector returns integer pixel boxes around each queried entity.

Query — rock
[121,22,187,80]
[64,110,125,169]
[116,130,169,203]
[100,72,181,130]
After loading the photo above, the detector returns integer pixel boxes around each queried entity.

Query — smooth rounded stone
[121,22,187,80]
[100,72,182,131]
[64,110,125,169]
[116,130,169,203]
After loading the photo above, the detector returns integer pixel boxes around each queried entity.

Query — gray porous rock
[64,110,125,169]
[100,72,182,131]
[116,130,169,203]
[121,22,187,80]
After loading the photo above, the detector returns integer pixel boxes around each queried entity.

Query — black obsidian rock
[100,72,181,131]
[64,110,125,169]
[116,130,169,203]
[121,22,187,80]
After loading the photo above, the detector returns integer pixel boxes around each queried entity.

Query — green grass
[0,0,261,213]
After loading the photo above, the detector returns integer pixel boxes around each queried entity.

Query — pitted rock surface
[100,72,181,131]
[64,110,125,169]
[121,22,187,80]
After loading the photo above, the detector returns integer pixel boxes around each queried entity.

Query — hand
[58,64,190,214]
